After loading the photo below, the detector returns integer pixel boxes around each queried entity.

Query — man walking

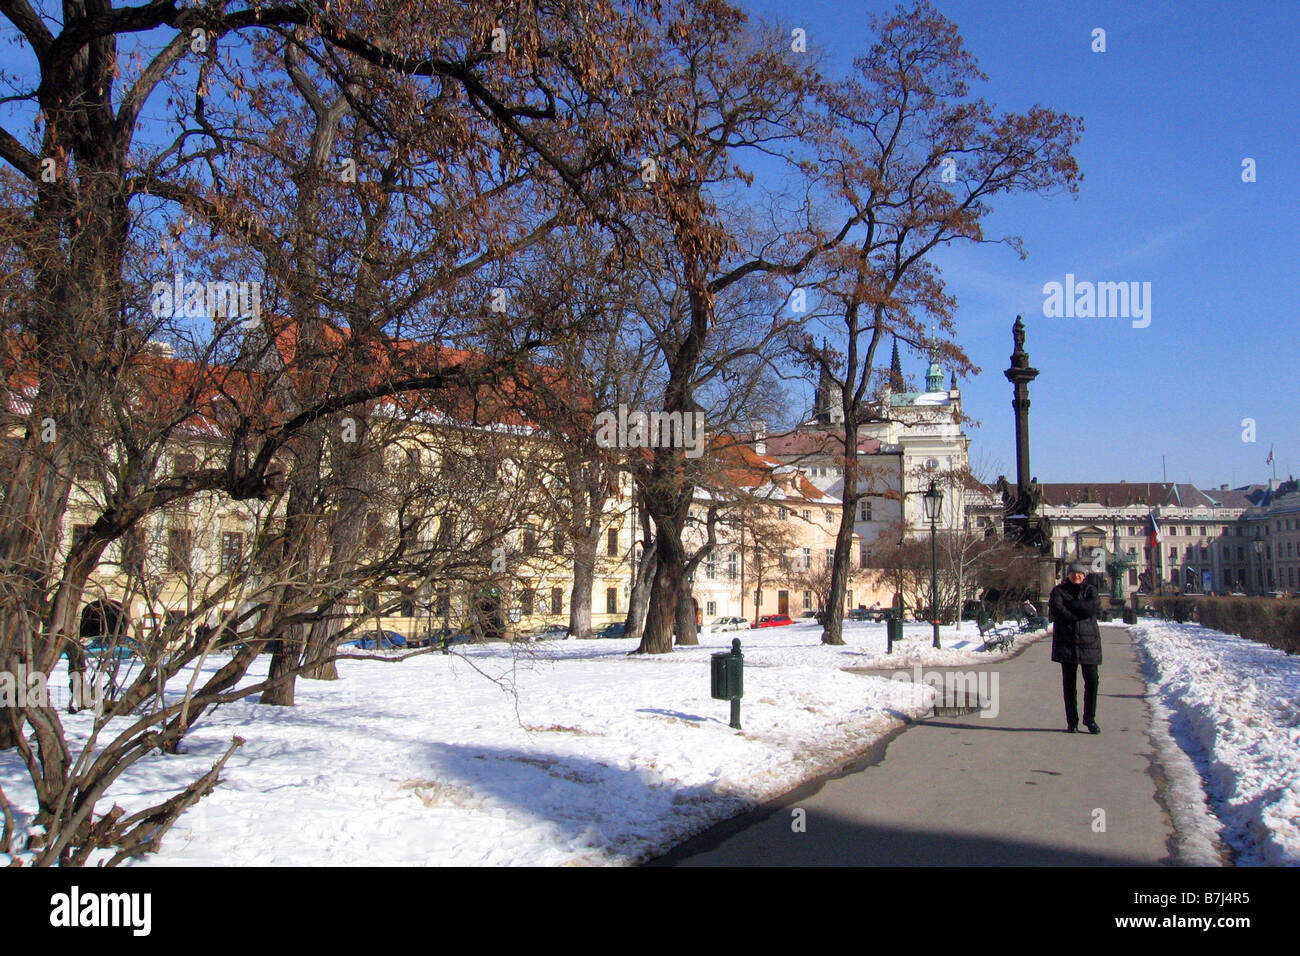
[1048,562,1103,734]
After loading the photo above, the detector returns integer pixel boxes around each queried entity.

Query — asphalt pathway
[659,625,1175,866]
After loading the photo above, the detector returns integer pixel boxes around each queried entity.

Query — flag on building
[1266,445,1274,465]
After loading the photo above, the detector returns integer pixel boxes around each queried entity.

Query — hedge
[1148,595,1300,655]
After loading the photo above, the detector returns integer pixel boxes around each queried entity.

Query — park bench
[1017,602,1049,633]
[976,612,1016,652]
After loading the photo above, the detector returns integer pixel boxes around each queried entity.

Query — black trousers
[1060,663,1099,726]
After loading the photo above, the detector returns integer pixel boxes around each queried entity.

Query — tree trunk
[301,613,342,680]
[822,418,860,646]
[674,588,699,646]
[569,543,597,639]
[625,544,657,642]
[260,622,303,706]
[636,517,687,655]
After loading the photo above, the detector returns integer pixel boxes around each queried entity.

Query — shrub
[1150,595,1300,654]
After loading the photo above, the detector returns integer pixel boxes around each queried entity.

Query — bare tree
[797,0,1082,645]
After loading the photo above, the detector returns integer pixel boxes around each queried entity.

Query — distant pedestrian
[1048,562,1103,734]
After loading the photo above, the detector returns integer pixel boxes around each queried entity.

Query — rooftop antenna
[1161,455,1166,484]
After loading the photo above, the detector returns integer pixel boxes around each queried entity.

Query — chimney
[751,419,766,456]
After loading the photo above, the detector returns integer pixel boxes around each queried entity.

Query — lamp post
[923,479,944,649]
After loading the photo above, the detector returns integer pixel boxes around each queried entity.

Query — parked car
[525,624,570,640]
[341,629,408,650]
[595,621,630,639]
[703,616,747,634]
[848,607,890,622]
[69,635,140,660]
[752,614,793,628]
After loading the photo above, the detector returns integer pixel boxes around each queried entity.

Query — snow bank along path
[1133,620,1300,866]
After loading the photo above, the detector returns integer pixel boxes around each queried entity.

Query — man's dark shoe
[1086,722,1100,735]
[1066,724,1078,733]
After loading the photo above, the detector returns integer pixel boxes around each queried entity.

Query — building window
[706,601,717,617]
[220,531,243,574]
[606,527,619,557]
[755,589,763,607]
[728,553,738,581]
[551,587,563,614]
[436,589,451,617]
[779,507,788,520]
[803,591,812,610]
[825,548,834,568]
[1238,546,1245,561]
[521,589,534,616]
[523,526,538,555]
[824,509,833,523]
[167,528,193,573]
[172,453,197,475]
[553,528,565,553]
[706,552,717,580]
[859,544,870,569]
[1199,526,1206,536]
[802,510,811,522]
[859,501,872,521]
[606,588,617,615]
[802,547,811,570]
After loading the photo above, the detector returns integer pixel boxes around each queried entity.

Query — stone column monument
[995,316,1058,595]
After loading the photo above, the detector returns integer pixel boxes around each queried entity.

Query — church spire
[889,336,904,391]
[813,338,844,424]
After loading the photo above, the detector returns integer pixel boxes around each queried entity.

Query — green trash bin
[886,613,903,652]
[710,638,743,729]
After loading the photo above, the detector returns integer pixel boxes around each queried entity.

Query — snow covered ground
[1132,620,1300,866]
[0,620,1015,866]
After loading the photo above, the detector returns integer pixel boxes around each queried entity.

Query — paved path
[658,626,1176,866]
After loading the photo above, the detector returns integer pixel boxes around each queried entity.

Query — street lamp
[922,479,944,649]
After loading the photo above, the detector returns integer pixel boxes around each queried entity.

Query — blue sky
[740,0,1298,488]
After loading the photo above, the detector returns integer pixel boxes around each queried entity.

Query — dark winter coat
[1048,579,1103,665]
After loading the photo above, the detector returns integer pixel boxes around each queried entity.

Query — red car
[752,614,793,628]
